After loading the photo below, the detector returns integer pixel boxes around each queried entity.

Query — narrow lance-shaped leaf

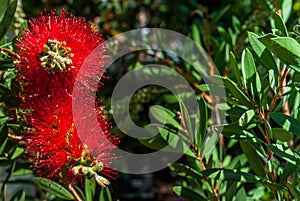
[210,76,253,108]
[85,177,96,201]
[259,35,300,72]
[272,128,293,142]
[241,49,256,89]
[230,52,243,85]
[0,0,17,40]
[239,109,255,126]
[169,163,203,180]
[270,112,300,136]
[268,144,300,166]
[10,190,25,201]
[248,32,278,74]
[99,187,112,201]
[201,168,263,183]
[34,177,74,200]
[173,186,206,201]
[240,141,266,178]
[273,12,288,36]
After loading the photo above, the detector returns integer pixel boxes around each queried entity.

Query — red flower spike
[15,9,105,97]
[14,10,119,185]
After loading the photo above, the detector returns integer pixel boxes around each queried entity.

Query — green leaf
[200,131,219,158]
[211,5,230,24]
[260,35,300,72]
[282,0,293,23]
[140,125,196,158]
[230,52,243,85]
[10,147,24,160]
[270,112,300,136]
[173,186,206,201]
[179,99,193,140]
[239,109,255,126]
[235,187,247,201]
[34,177,74,200]
[287,181,300,200]
[195,96,207,149]
[10,190,25,201]
[99,187,112,201]
[0,137,7,154]
[248,32,278,73]
[272,128,293,141]
[12,168,33,176]
[85,177,96,201]
[240,141,266,178]
[241,49,256,88]
[273,12,288,36]
[149,105,181,130]
[280,163,298,182]
[225,181,237,201]
[169,163,203,180]
[221,130,256,140]
[272,37,300,69]
[210,76,253,108]
[192,24,201,46]
[0,0,17,40]
[268,144,300,165]
[202,168,263,183]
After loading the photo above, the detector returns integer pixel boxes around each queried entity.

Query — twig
[68,184,83,201]
[0,48,19,59]
[179,113,220,201]
[268,67,289,115]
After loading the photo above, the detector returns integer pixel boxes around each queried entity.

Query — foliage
[0,0,299,201]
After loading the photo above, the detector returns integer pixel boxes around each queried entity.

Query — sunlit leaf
[239,109,255,126]
[34,177,74,200]
[270,112,300,136]
[268,144,300,165]
[248,32,278,74]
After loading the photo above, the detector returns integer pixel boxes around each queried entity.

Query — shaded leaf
[173,186,206,201]
[195,96,207,150]
[0,0,17,40]
[202,168,263,183]
[272,128,293,142]
[273,12,288,36]
[169,163,203,180]
[10,190,25,201]
[240,141,266,178]
[230,52,243,85]
[149,105,181,130]
[210,76,253,108]
[99,187,112,201]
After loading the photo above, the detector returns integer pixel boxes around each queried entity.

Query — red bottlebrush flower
[14,10,119,186]
[15,9,105,97]
[24,95,118,184]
